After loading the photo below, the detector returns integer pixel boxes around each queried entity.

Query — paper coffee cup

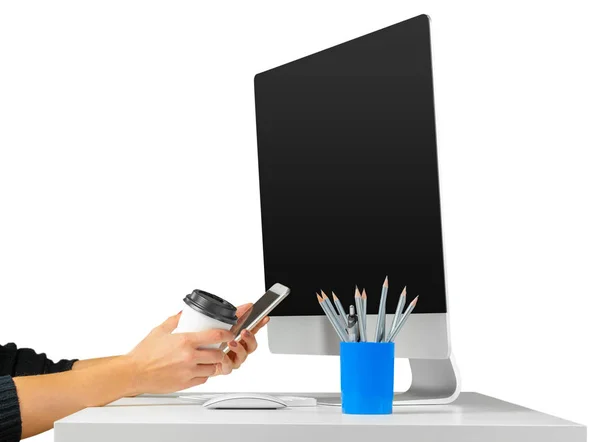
[173,289,238,348]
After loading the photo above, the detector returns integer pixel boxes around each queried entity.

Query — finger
[194,349,226,365]
[239,329,258,354]
[183,329,234,347]
[226,339,248,368]
[251,316,270,334]
[195,363,219,377]
[212,358,233,376]
[218,357,233,375]
[183,376,208,389]
[160,311,182,333]
[235,303,253,318]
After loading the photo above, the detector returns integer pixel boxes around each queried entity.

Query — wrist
[106,355,140,397]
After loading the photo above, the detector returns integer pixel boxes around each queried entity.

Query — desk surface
[54,392,585,442]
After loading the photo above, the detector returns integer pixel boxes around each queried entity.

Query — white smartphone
[221,283,291,353]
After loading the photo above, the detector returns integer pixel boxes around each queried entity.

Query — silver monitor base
[394,352,460,404]
[318,353,460,406]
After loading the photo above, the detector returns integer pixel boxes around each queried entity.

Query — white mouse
[202,393,287,410]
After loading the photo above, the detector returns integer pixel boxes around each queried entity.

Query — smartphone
[221,283,291,353]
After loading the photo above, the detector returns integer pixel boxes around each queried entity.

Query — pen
[347,305,358,342]
[388,286,406,341]
[375,276,388,342]
[317,293,348,342]
[332,292,348,327]
[387,296,419,342]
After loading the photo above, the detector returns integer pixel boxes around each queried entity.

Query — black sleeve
[0,343,78,377]
[0,375,22,442]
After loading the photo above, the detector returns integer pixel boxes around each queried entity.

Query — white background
[1,1,598,441]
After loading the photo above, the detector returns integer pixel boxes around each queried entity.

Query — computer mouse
[202,393,287,409]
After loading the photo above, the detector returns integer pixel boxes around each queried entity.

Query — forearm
[13,356,136,439]
[72,356,119,370]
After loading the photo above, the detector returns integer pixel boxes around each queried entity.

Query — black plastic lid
[183,289,237,325]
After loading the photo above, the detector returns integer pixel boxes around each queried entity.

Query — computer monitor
[255,14,451,360]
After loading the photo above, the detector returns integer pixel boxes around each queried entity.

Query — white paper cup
[173,289,238,349]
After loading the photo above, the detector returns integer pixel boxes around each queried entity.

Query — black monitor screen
[255,14,447,316]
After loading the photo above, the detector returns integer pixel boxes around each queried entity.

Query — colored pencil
[317,293,348,341]
[361,288,368,338]
[355,286,367,341]
[321,291,347,333]
[332,292,348,327]
[388,286,406,341]
[387,296,419,342]
[375,276,389,342]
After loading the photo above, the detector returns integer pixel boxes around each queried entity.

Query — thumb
[235,303,253,318]
[160,311,182,333]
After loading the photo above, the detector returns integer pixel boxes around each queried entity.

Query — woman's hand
[13,312,236,439]
[125,312,234,394]
[217,303,270,375]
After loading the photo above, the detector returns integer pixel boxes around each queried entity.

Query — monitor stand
[393,353,460,404]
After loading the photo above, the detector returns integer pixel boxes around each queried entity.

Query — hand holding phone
[221,283,290,353]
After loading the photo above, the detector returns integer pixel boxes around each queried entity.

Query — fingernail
[243,330,252,338]
[229,340,238,347]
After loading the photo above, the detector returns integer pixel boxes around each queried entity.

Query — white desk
[54,392,586,442]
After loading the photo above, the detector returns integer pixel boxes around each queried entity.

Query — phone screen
[221,285,289,352]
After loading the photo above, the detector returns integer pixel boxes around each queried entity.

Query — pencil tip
[361,289,367,299]
[355,286,360,297]
[320,289,326,296]
[332,292,338,300]
[401,286,407,297]
[384,276,388,287]
[411,296,419,305]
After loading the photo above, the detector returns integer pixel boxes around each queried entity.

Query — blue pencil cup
[340,342,395,414]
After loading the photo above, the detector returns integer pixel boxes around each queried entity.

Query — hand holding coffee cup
[109,289,270,395]
[125,312,234,394]
[173,290,238,348]
[172,289,271,376]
